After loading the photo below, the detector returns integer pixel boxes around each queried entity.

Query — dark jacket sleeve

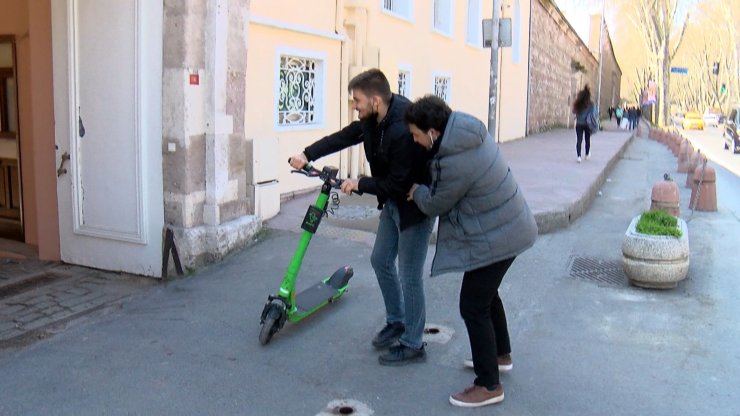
[303,121,364,162]
[357,128,420,201]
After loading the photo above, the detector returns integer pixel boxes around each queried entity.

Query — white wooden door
[51,0,164,276]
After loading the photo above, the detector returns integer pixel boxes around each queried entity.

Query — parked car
[723,106,740,154]
[682,112,705,130]
[702,111,720,127]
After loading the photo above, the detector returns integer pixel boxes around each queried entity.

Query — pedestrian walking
[404,95,538,408]
[289,69,434,366]
[572,85,595,163]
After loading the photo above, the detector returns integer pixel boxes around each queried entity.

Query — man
[289,69,434,366]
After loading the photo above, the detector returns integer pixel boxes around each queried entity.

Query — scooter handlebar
[288,158,343,188]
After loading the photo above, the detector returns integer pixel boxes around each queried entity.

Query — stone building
[527,0,621,133]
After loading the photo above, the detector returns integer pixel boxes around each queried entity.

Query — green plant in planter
[636,209,682,238]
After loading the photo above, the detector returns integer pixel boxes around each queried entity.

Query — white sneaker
[586,153,591,160]
[463,354,513,372]
[577,156,582,163]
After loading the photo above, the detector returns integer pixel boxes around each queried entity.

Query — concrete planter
[621,215,689,289]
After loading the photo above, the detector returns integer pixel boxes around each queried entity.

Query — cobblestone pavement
[0,258,156,348]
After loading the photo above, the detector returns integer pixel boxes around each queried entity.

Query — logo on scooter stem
[301,205,324,234]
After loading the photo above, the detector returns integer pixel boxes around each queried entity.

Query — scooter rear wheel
[259,305,282,345]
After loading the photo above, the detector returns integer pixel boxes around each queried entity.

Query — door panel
[52,0,164,276]
[76,0,141,240]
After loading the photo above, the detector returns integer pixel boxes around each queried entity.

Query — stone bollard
[671,134,681,156]
[677,140,689,172]
[685,150,701,188]
[689,163,717,212]
[651,174,681,216]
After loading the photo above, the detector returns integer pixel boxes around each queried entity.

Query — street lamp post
[595,0,605,118]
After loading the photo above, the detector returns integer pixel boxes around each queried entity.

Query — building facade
[0,0,618,277]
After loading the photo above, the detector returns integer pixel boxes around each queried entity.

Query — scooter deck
[295,282,342,313]
[293,266,353,314]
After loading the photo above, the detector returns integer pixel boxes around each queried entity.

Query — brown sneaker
[463,354,513,372]
[449,384,504,408]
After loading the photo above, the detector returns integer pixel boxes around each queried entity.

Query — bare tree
[629,0,690,127]
[717,0,740,109]
[632,67,653,105]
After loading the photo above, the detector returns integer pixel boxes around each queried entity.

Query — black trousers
[460,257,516,389]
[575,124,591,157]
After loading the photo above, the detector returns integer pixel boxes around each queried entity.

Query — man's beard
[357,106,378,122]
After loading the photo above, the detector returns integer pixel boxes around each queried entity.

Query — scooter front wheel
[259,304,283,345]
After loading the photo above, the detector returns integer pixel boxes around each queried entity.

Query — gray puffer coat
[411,112,538,276]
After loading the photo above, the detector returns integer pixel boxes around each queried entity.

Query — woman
[405,95,538,408]
[573,85,595,163]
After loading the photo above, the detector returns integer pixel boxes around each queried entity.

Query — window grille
[398,70,410,97]
[278,55,319,126]
[434,75,450,103]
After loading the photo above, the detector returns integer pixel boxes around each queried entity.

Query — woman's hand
[407,184,419,201]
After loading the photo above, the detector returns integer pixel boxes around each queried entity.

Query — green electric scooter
[258,163,354,345]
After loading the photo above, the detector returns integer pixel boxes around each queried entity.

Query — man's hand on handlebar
[340,178,359,195]
[288,153,309,170]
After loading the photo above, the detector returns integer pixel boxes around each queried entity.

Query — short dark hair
[404,95,452,131]
[348,68,392,103]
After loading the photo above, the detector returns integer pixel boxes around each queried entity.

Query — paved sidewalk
[269,120,635,237]
[0,122,634,347]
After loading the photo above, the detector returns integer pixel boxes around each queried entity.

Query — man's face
[351,89,378,121]
[408,124,431,149]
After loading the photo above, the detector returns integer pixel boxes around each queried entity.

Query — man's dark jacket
[302,94,429,230]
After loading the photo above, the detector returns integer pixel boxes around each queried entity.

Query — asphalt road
[678,125,740,178]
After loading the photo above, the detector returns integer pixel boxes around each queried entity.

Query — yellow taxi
[682,112,705,130]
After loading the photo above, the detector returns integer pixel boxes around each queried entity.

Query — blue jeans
[371,200,434,350]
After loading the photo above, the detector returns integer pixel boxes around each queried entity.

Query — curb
[533,131,636,234]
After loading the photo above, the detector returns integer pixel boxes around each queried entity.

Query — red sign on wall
[189,74,199,85]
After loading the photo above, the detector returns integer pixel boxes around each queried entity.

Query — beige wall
[247,0,532,197]
[244,21,343,195]
[497,0,531,142]
[0,0,60,260]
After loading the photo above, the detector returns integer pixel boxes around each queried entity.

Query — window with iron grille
[433,0,452,35]
[382,0,412,20]
[278,55,321,126]
[434,75,451,103]
[398,70,411,98]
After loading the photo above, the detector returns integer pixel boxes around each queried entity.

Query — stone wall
[588,14,622,116]
[162,0,258,271]
[528,0,598,134]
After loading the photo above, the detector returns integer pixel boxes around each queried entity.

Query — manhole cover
[568,256,627,286]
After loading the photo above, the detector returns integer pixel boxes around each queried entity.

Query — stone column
[162,0,257,271]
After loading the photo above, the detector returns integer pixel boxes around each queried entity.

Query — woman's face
[409,123,434,150]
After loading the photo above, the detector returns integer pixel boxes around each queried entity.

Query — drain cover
[568,256,627,286]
